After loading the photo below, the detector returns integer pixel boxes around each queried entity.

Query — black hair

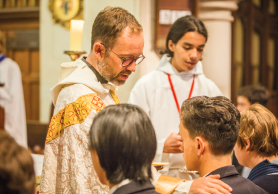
[237,85,269,107]
[89,104,157,185]
[161,15,208,58]
[181,96,240,155]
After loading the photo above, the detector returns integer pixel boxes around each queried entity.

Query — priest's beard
[96,59,131,86]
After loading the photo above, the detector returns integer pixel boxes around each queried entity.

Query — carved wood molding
[0,7,39,19]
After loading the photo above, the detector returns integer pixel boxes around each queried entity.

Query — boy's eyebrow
[183,42,205,48]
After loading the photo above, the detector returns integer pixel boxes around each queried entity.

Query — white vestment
[128,55,222,180]
[0,54,27,147]
[40,59,119,194]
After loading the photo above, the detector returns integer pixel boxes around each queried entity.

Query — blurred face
[91,150,108,185]
[169,31,206,72]
[97,27,144,86]
[237,96,251,112]
[179,123,199,171]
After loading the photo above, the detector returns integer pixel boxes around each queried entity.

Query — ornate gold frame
[48,0,84,29]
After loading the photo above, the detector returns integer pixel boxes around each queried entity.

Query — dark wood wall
[0,0,46,151]
[232,0,278,117]
[0,0,40,121]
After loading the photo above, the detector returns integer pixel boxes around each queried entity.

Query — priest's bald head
[86,7,145,86]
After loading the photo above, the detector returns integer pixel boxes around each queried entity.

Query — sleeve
[128,75,167,163]
[155,139,167,162]
[172,181,193,194]
[0,87,11,101]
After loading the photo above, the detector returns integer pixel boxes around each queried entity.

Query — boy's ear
[168,40,175,52]
[196,136,205,156]
[93,43,106,60]
[244,138,251,151]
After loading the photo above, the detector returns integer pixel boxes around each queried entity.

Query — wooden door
[232,0,278,117]
[7,43,40,120]
[0,1,40,121]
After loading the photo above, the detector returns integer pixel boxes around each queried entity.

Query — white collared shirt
[109,179,131,194]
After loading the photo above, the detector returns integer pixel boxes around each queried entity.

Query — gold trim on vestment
[109,90,120,104]
[46,90,120,143]
[46,93,105,143]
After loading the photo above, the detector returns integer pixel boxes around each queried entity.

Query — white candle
[70,20,85,51]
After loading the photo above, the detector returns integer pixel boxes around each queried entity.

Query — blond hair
[237,103,278,157]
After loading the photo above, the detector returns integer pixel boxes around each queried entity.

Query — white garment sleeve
[128,79,167,162]
[0,87,11,101]
[172,181,193,194]
[155,138,167,162]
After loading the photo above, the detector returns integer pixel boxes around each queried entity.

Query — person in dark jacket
[88,104,159,194]
[234,104,278,194]
[179,96,268,194]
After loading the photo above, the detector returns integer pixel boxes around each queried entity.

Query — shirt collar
[82,57,108,84]
[109,179,131,194]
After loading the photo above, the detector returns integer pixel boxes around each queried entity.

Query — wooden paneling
[232,0,278,117]
[30,49,39,72]
[27,121,48,149]
[0,106,4,130]
[0,19,39,30]
[13,50,30,73]
[7,48,40,121]
[0,3,40,121]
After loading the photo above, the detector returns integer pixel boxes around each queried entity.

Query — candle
[70,20,85,51]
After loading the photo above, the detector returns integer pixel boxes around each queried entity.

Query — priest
[39,7,145,194]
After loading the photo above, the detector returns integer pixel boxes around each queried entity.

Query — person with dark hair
[0,130,35,194]
[89,104,158,194]
[237,85,269,112]
[40,7,144,194]
[129,15,222,179]
[179,96,268,193]
[234,104,278,193]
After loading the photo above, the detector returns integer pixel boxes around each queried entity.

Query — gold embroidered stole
[45,90,120,143]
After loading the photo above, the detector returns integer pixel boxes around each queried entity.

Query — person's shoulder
[113,181,158,194]
[252,174,278,193]
[196,75,222,96]
[136,70,160,84]
[222,174,268,194]
[130,71,159,94]
[1,58,20,71]
[55,84,99,110]
[198,75,217,86]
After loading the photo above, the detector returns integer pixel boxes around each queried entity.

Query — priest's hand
[189,175,232,194]
[163,132,183,153]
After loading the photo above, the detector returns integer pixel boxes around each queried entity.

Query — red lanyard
[167,74,195,114]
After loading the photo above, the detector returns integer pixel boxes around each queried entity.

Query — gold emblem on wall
[48,0,83,28]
